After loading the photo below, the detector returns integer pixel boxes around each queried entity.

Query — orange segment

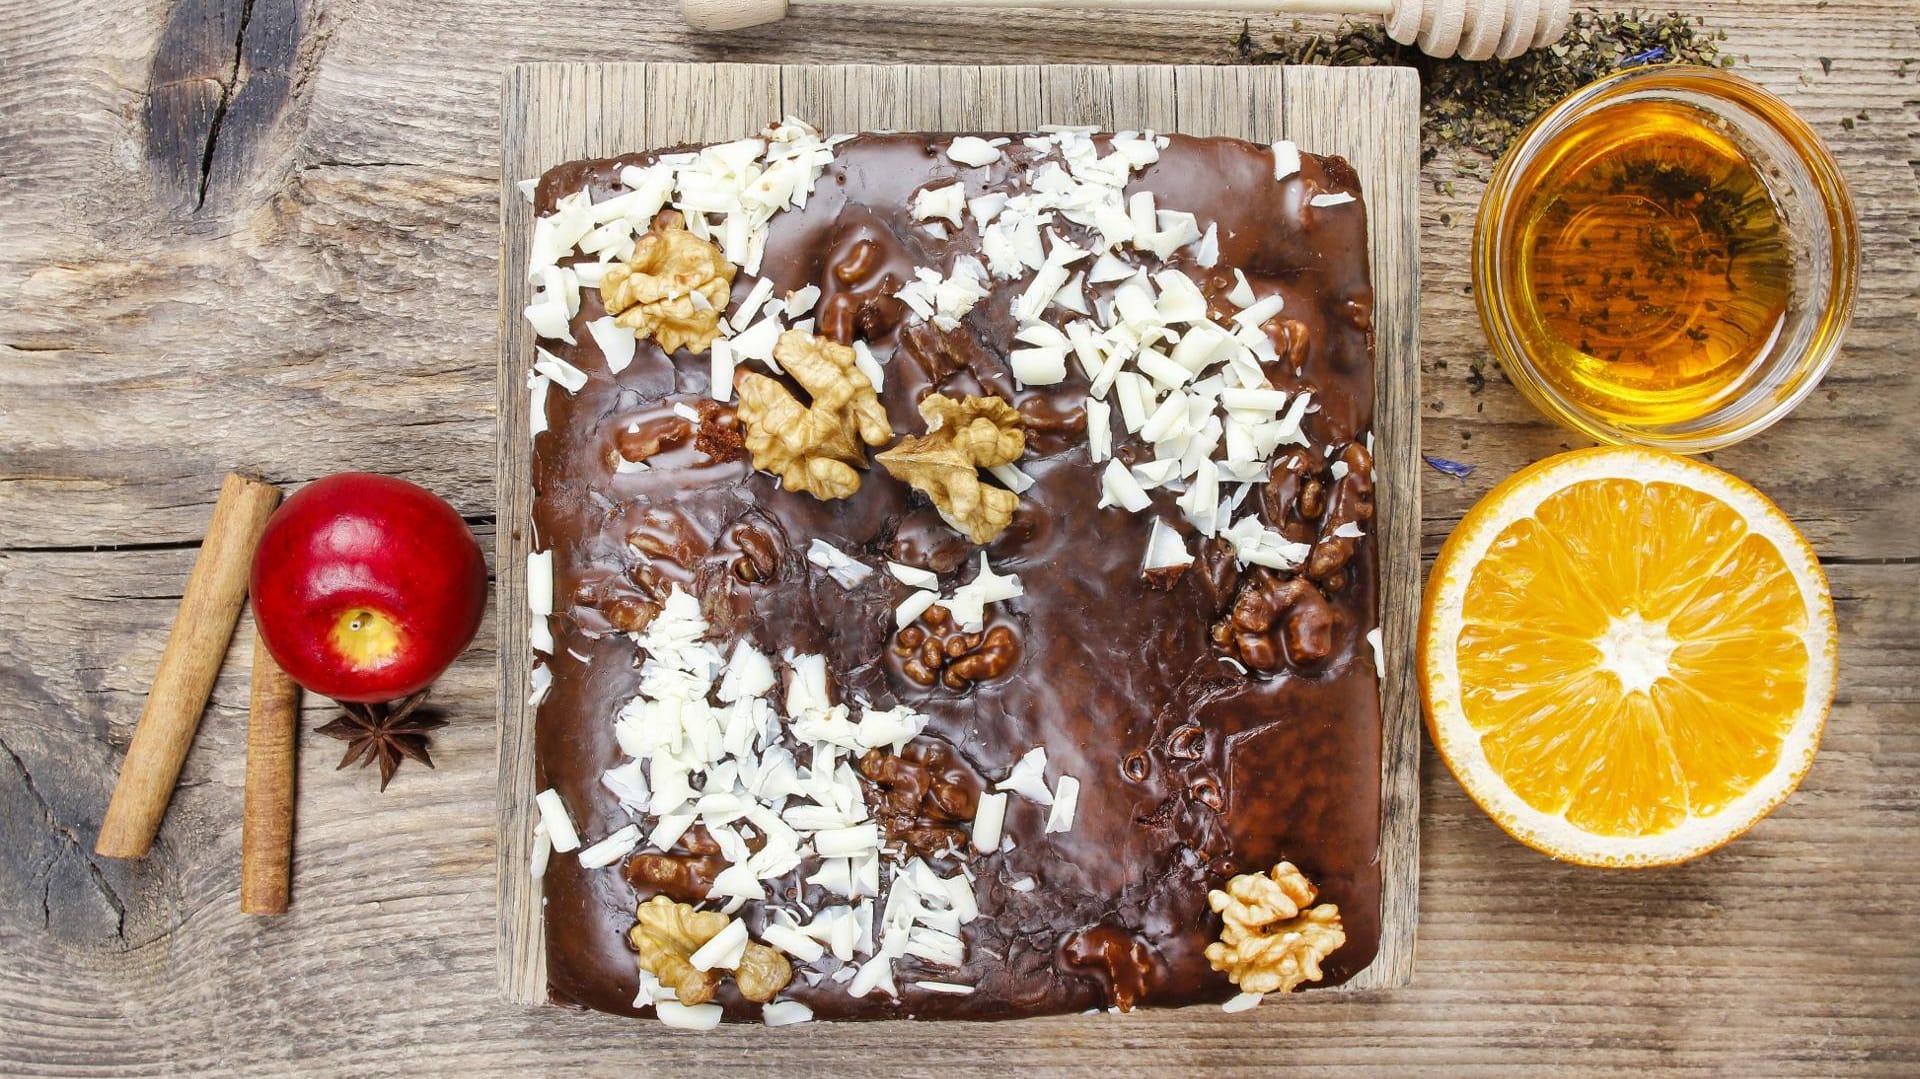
[1420,447,1836,867]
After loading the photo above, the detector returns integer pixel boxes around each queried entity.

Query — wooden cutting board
[495,61,1421,1006]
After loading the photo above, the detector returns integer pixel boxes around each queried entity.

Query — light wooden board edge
[496,64,542,1009]
[496,61,1421,1008]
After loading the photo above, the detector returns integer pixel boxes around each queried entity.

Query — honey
[1502,98,1792,424]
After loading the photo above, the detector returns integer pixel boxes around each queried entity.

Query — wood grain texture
[495,60,1422,1004]
[3,2,1918,1075]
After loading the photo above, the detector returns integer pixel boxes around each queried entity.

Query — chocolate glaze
[529,132,1381,1021]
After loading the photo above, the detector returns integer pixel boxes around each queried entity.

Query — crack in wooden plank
[193,0,259,212]
[144,0,309,217]
[0,539,205,554]
[0,730,128,942]
[1823,555,1920,566]
[301,159,432,170]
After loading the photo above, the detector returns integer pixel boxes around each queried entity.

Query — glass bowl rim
[1472,63,1860,454]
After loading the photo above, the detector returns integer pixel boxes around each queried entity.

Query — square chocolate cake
[521,121,1382,1025]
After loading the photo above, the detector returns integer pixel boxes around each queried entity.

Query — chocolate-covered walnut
[820,290,909,345]
[1016,393,1086,457]
[896,320,1016,399]
[1062,924,1162,1012]
[1213,569,1336,673]
[1202,270,1241,324]
[603,595,663,634]
[1306,442,1376,583]
[1193,536,1242,615]
[819,221,912,343]
[623,511,700,600]
[948,626,1020,684]
[1339,294,1375,334]
[1258,449,1321,544]
[889,509,973,575]
[834,237,882,284]
[1142,563,1189,591]
[1275,318,1312,369]
[1298,476,1327,520]
[623,826,729,904]
[894,605,1021,689]
[857,738,983,856]
[626,503,704,566]
[1165,724,1207,760]
[719,512,787,585]
[615,405,741,468]
[594,505,709,632]
[617,414,692,465]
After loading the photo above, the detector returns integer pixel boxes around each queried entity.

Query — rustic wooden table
[2,2,1915,1076]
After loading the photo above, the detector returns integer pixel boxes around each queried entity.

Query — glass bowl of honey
[1474,65,1857,453]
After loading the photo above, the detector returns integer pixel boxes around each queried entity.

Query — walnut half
[1203,862,1345,995]
[876,393,1026,544]
[735,329,892,500]
[601,212,736,355]
[628,895,793,1006]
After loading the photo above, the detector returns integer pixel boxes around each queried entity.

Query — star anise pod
[315,690,446,791]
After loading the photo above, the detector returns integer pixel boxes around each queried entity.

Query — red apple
[250,473,487,703]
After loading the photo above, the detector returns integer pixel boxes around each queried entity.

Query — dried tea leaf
[1236,12,1729,165]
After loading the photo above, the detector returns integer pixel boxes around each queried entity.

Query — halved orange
[1420,447,1836,867]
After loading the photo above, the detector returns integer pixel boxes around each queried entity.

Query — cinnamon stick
[241,630,299,914]
[97,473,282,859]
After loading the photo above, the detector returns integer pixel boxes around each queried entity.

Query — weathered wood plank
[935,66,1047,131]
[1173,64,1278,144]
[1108,65,1179,133]
[495,62,546,1011]
[1037,64,1115,129]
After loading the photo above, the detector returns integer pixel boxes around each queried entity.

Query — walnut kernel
[617,414,692,464]
[601,212,736,355]
[1204,862,1345,995]
[893,604,1020,688]
[624,826,728,903]
[1305,442,1376,582]
[735,329,892,500]
[876,393,1026,544]
[857,739,983,855]
[733,941,795,1003]
[1213,569,1335,673]
[628,895,792,1005]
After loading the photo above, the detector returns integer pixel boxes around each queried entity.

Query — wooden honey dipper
[682,0,1572,60]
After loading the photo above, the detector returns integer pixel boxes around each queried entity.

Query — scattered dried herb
[1236,10,1730,164]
